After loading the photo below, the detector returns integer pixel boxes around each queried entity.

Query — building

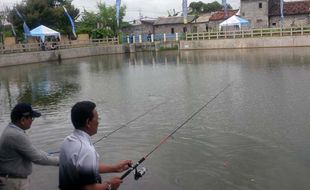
[269,1,310,27]
[121,19,156,36]
[192,13,212,32]
[240,0,269,28]
[153,16,196,34]
[240,0,310,28]
[208,10,238,30]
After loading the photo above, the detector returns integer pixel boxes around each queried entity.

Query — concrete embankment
[0,44,126,67]
[180,35,310,50]
[2,35,310,67]
[0,42,179,67]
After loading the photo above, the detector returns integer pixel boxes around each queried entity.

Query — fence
[186,26,310,41]
[123,33,184,44]
[0,37,119,54]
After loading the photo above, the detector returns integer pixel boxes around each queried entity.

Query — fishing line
[121,81,234,180]
[93,100,167,145]
[48,100,167,154]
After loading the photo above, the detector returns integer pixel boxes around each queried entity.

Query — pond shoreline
[1,35,310,67]
[0,44,126,67]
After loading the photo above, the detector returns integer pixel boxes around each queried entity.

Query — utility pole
[139,8,143,20]
[0,8,6,45]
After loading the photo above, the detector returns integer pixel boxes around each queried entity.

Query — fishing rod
[121,81,234,180]
[48,100,167,154]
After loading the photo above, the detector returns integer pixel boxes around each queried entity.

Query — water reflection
[0,61,80,110]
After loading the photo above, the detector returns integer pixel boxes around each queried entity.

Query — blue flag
[10,24,16,37]
[63,6,76,37]
[222,0,227,18]
[15,8,30,35]
[182,0,187,24]
[116,0,121,27]
[280,0,284,19]
[15,8,24,21]
[23,22,30,36]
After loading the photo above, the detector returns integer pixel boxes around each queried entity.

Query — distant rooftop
[209,10,238,21]
[269,1,310,16]
[154,16,196,25]
[195,13,212,23]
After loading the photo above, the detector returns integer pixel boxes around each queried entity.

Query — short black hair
[71,101,96,129]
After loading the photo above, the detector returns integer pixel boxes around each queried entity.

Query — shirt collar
[73,129,92,145]
[8,123,26,133]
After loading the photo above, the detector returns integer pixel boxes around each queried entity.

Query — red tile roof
[209,10,238,21]
[269,1,310,16]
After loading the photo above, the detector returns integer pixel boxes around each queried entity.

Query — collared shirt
[0,123,59,178]
[59,129,101,190]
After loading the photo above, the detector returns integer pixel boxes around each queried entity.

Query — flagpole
[182,0,188,24]
[222,0,227,19]
[280,0,284,28]
[116,0,121,28]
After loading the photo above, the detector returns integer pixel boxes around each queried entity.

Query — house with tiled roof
[240,0,310,28]
[122,19,156,36]
[153,16,196,34]
[208,10,239,30]
[192,13,212,32]
[269,1,310,27]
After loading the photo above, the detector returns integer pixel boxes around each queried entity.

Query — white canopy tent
[219,15,250,30]
[29,25,60,42]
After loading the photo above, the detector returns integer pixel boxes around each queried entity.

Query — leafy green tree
[77,2,126,38]
[8,0,79,39]
[189,1,232,15]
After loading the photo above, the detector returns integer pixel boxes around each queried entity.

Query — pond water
[0,47,310,190]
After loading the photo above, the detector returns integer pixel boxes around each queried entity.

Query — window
[183,27,187,33]
[272,23,277,26]
[257,19,263,23]
[171,28,175,34]
[242,12,245,16]
[259,2,262,8]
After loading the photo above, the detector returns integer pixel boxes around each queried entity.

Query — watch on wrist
[107,183,112,190]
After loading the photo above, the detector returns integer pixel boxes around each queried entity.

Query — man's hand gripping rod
[120,82,234,180]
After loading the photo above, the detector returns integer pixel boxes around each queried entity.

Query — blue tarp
[30,25,60,42]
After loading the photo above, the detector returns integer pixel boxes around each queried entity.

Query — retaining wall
[0,44,125,67]
[180,35,310,50]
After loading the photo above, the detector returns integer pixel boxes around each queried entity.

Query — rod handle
[121,168,133,179]
[121,157,145,180]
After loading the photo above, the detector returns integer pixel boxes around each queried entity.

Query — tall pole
[280,0,284,28]
[0,15,3,44]
[222,0,227,19]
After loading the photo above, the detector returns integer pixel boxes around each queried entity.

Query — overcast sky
[1,0,240,21]
[0,0,299,21]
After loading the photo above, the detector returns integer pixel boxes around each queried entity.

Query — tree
[8,0,79,39]
[189,1,232,15]
[77,2,126,38]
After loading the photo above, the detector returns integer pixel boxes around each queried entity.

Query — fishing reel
[133,166,147,180]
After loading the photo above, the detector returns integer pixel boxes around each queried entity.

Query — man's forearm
[99,163,117,173]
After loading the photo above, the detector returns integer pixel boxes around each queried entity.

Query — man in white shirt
[59,101,132,190]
